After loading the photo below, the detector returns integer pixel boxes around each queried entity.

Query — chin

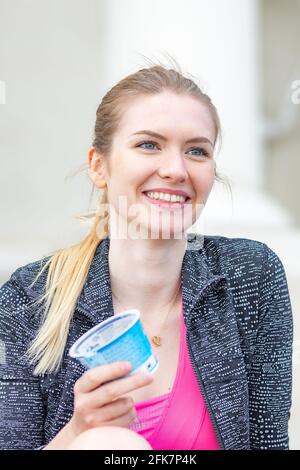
[136,219,188,241]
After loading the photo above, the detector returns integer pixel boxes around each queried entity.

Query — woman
[0,65,293,450]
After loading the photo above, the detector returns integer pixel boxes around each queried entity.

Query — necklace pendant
[152,335,162,347]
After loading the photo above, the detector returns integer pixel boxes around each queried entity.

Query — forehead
[116,91,216,143]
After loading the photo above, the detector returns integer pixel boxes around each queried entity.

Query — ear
[87,146,107,189]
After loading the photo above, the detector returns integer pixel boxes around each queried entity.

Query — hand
[68,361,154,437]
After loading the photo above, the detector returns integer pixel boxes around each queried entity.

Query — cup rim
[69,309,140,359]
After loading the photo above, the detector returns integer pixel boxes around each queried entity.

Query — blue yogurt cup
[69,309,159,376]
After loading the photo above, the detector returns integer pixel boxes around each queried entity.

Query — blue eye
[188,147,209,157]
[136,140,209,158]
[138,141,157,150]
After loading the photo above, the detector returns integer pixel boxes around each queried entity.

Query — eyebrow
[129,130,214,147]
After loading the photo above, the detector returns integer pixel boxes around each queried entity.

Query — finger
[106,410,138,428]
[75,362,132,394]
[84,371,154,409]
[93,406,138,429]
[83,396,136,427]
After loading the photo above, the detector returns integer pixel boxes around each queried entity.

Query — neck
[108,236,186,320]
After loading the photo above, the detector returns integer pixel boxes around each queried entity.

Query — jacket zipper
[185,277,226,450]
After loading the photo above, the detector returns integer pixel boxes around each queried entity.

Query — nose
[157,152,188,182]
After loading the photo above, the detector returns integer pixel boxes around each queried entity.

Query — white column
[98,0,262,189]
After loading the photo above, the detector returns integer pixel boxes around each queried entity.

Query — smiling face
[89,90,217,240]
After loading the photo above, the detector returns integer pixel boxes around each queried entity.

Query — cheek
[118,159,145,183]
[194,165,215,195]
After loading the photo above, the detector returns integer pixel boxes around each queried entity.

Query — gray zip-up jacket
[0,235,293,450]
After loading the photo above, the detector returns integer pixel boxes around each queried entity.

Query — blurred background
[0,0,299,449]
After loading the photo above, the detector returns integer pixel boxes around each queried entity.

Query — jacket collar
[76,234,226,326]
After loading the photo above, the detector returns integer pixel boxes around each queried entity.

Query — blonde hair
[27,59,229,376]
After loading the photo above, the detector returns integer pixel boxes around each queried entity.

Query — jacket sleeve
[0,273,46,449]
[248,244,293,450]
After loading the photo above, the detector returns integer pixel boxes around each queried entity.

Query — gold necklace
[112,281,182,347]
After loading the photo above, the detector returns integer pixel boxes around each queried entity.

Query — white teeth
[145,191,187,203]
[161,192,171,201]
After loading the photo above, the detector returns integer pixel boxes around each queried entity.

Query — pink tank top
[127,303,220,450]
